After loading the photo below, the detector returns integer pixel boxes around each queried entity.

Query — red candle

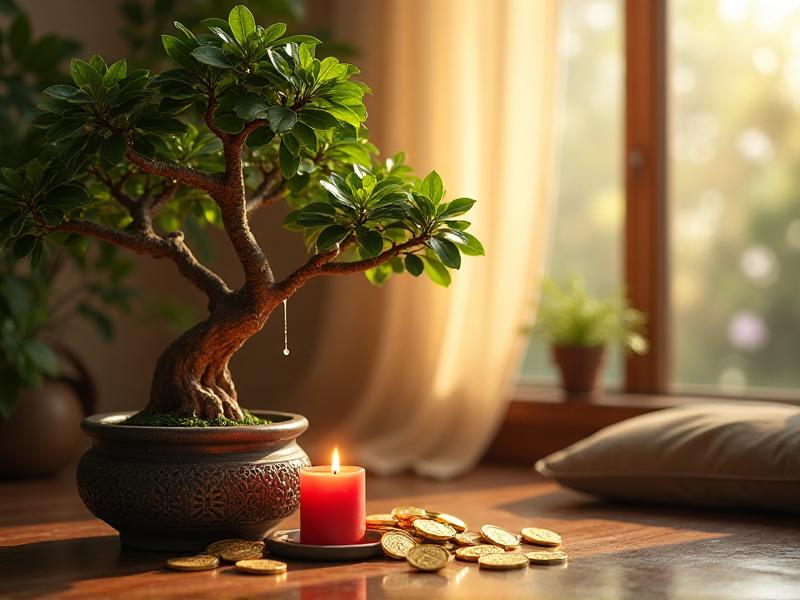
[300,448,366,545]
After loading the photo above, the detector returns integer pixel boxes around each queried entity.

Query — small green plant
[533,277,648,354]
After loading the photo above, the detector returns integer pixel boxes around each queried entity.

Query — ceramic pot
[0,346,96,479]
[77,410,310,551]
[0,381,85,478]
[552,345,607,395]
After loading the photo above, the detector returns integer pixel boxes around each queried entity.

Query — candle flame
[331,447,340,475]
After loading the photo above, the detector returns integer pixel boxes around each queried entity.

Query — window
[520,0,800,398]
[519,0,625,387]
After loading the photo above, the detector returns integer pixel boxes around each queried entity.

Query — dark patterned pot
[77,411,310,552]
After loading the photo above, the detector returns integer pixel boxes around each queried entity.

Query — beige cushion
[535,401,800,511]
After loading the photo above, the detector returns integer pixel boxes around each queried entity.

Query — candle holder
[266,528,383,561]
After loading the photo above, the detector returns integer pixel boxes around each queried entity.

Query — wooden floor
[1,465,799,599]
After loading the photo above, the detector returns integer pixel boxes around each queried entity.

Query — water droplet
[282,298,289,357]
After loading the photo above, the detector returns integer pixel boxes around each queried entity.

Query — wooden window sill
[484,385,800,465]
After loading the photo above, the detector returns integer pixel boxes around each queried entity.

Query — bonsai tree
[0,5,483,422]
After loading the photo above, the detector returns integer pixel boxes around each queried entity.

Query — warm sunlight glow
[331,447,340,474]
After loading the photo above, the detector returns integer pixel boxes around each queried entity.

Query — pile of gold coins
[371,506,567,572]
[166,539,286,575]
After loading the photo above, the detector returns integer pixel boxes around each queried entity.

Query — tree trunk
[143,292,274,420]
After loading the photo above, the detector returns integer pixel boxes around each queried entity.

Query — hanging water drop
[282,298,290,356]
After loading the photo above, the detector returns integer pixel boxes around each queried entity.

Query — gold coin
[413,519,456,541]
[526,550,568,565]
[480,525,521,549]
[426,511,467,533]
[367,513,397,527]
[235,559,288,575]
[479,553,530,570]
[166,555,219,572]
[381,531,417,560]
[521,527,562,547]
[406,544,451,572]
[453,531,484,547]
[454,544,505,563]
[391,506,427,520]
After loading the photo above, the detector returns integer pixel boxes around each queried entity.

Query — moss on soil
[121,410,271,427]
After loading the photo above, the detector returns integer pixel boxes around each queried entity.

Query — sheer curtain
[292,0,559,479]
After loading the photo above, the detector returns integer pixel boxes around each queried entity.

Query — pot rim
[82,410,308,446]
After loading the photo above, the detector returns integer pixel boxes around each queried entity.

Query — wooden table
[1,466,799,599]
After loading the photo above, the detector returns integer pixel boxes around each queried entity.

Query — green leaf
[173,21,197,43]
[429,237,461,269]
[357,227,383,257]
[89,54,107,74]
[320,178,355,207]
[234,92,269,121]
[228,5,256,45]
[25,160,43,188]
[100,132,127,164]
[23,340,59,376]
[280,34,322,46]
[246,125,275,148]
[317,56,346,83]
[191,45,232,68]
[282,132,300,155]
[439,197,476,218]
[268,48,293,79]
[299,108,340,130]
[421,170,444,204]
[246,126,274,147]
[456,231,484,256]
[422,255,452,287]
[214,113,244,133]
[292,121,317,149]
[70,59,100,92]
[0,167,24,191]
[405,254,424,276]
[162,35,195,69]
[46,184,90,210]
[279,139,300,178]
[105,59,127,84]
[43,84,78,100]
[267,106,297,133]
[316,224,350,251]
[262,22,287,44]
[12,235,37,258]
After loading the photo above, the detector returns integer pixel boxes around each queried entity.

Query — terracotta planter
[552,345,608,395]
[77,411,310,552]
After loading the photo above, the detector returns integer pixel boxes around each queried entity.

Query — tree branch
[147,181,179,216]
[50,219,231,307]
[246,168,284,213]
[204,92,228,141]
[89,166,136,211]
[126,148,223,196]
[273,235,427,299]
[214,141,275,298]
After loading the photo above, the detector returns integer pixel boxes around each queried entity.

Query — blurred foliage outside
[521,0,800,396]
